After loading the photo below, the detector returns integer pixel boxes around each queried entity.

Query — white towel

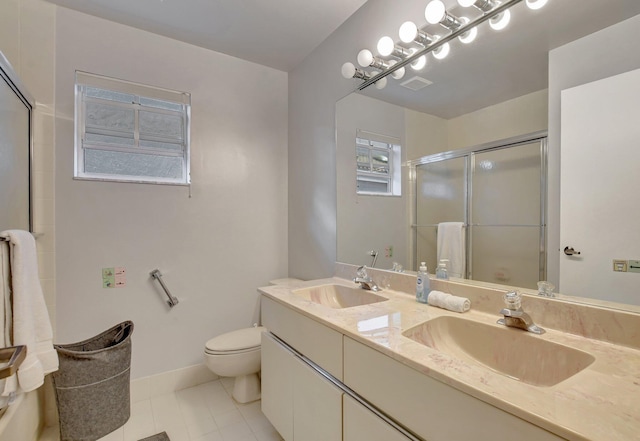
[437,222,466,278]
[427,290,471,313]
[0,230,58,394]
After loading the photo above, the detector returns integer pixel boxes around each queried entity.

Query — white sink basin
[292,284,387,309]
[403,316,595,387]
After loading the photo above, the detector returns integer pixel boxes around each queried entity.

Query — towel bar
[0,345,26,380]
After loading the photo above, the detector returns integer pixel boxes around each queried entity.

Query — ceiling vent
[399,76,433,91]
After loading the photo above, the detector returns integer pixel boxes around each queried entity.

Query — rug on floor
[139,432,170,441]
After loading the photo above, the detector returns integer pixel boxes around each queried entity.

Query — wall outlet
[628,260,640,273]
[613,260,628,272]
[385,246,393,258]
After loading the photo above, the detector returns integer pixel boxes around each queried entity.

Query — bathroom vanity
[259,268,640,441]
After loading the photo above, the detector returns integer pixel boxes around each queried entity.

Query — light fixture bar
[358,0,524,91]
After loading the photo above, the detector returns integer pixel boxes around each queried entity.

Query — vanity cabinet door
[293,355,343,441]
[343,395,413,441]
[262,331,343,441]
[261,332,294,441]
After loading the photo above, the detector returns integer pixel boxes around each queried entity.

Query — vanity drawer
[261,296,343,380]
[343,337,565,441]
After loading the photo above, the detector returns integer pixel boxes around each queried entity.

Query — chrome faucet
[353,265,381,292]
[497,291,545,334]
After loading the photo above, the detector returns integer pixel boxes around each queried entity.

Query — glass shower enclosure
[411,134,547,289]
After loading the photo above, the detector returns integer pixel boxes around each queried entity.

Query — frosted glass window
[75,71,191,185]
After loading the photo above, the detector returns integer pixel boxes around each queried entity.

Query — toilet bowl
[204,326,266,403]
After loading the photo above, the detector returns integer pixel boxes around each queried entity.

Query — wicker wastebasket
[52,321,134,441]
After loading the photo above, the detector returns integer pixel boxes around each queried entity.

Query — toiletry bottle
[416,262,430,303]
[436,259,449,280]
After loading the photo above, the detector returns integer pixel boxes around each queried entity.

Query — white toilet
[204,326,266,403]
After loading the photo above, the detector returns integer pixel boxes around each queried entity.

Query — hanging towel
[437,222,466,278]
[0,230,58,394]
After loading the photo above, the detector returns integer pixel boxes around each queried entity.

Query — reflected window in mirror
[355,130,401,196]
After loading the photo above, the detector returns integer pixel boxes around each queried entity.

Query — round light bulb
[388,60,406,80]
[432,42,450,60]
[375,76,388,90]
[341,62,356,79]
[457,0,476,6]
[357,49,374,67]
[489,9,511,31]
[526,0,548,10]
[458,17,477,44]
[399,21,418,44]
[377,36,395,57]
[425,0,446,24]
[411,55,427,71]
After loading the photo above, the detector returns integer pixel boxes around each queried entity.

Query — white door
[560,68,640,304]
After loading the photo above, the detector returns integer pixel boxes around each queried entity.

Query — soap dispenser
[436,259,449,280]
[416,262,430,303]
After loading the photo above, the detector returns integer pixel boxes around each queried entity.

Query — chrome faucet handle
[356,265,369,279]
[497,291,545,334]
[503,290,522,310]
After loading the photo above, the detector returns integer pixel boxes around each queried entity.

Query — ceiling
[45,0,369,72]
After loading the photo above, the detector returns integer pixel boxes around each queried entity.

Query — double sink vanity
[258,264,640,441]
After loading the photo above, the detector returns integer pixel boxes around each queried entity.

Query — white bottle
[436,259,449,280]
[416,262,430,303]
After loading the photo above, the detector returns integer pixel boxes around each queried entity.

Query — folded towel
[427,290,470,313]
[0,230,58,394]
[437,222,465,278]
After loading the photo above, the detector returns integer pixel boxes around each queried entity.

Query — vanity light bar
[343,0,537,91]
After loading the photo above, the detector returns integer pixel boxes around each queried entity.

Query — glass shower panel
[470,141,543,288]
[471,226,542,288]
[472,142,541,225]
[415,157,466,272]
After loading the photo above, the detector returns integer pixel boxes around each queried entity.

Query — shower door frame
[409,131,548,285]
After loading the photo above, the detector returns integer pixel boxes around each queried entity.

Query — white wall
[447,90,548,150]
[547,14,640,290]
[54,8,288,378]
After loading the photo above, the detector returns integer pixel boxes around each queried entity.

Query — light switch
[628,260,640,273]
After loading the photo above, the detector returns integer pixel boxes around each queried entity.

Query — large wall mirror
[337,0,640,309]
[0,51,33,232]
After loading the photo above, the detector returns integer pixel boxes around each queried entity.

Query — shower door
[470,141,545,288]
[414,156,466,274]
[413,136,546,289]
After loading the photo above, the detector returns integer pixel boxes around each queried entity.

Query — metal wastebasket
[52,321,134,441]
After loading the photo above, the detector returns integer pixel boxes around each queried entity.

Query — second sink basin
[403,316,595,387]
[292,284,387,309]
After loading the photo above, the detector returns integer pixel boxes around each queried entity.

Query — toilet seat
[205,326,265,355]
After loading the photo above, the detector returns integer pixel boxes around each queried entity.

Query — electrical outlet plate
[629,260,640,273]
[613,260,628,272]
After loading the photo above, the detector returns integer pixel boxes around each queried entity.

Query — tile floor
[39,378,283,441]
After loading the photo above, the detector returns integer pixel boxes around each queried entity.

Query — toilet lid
[205,326,266,352]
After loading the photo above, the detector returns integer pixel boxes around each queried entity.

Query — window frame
[74,71,191,185]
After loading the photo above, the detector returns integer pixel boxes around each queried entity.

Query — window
[75,71,191,185]
[356,130,401,196]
